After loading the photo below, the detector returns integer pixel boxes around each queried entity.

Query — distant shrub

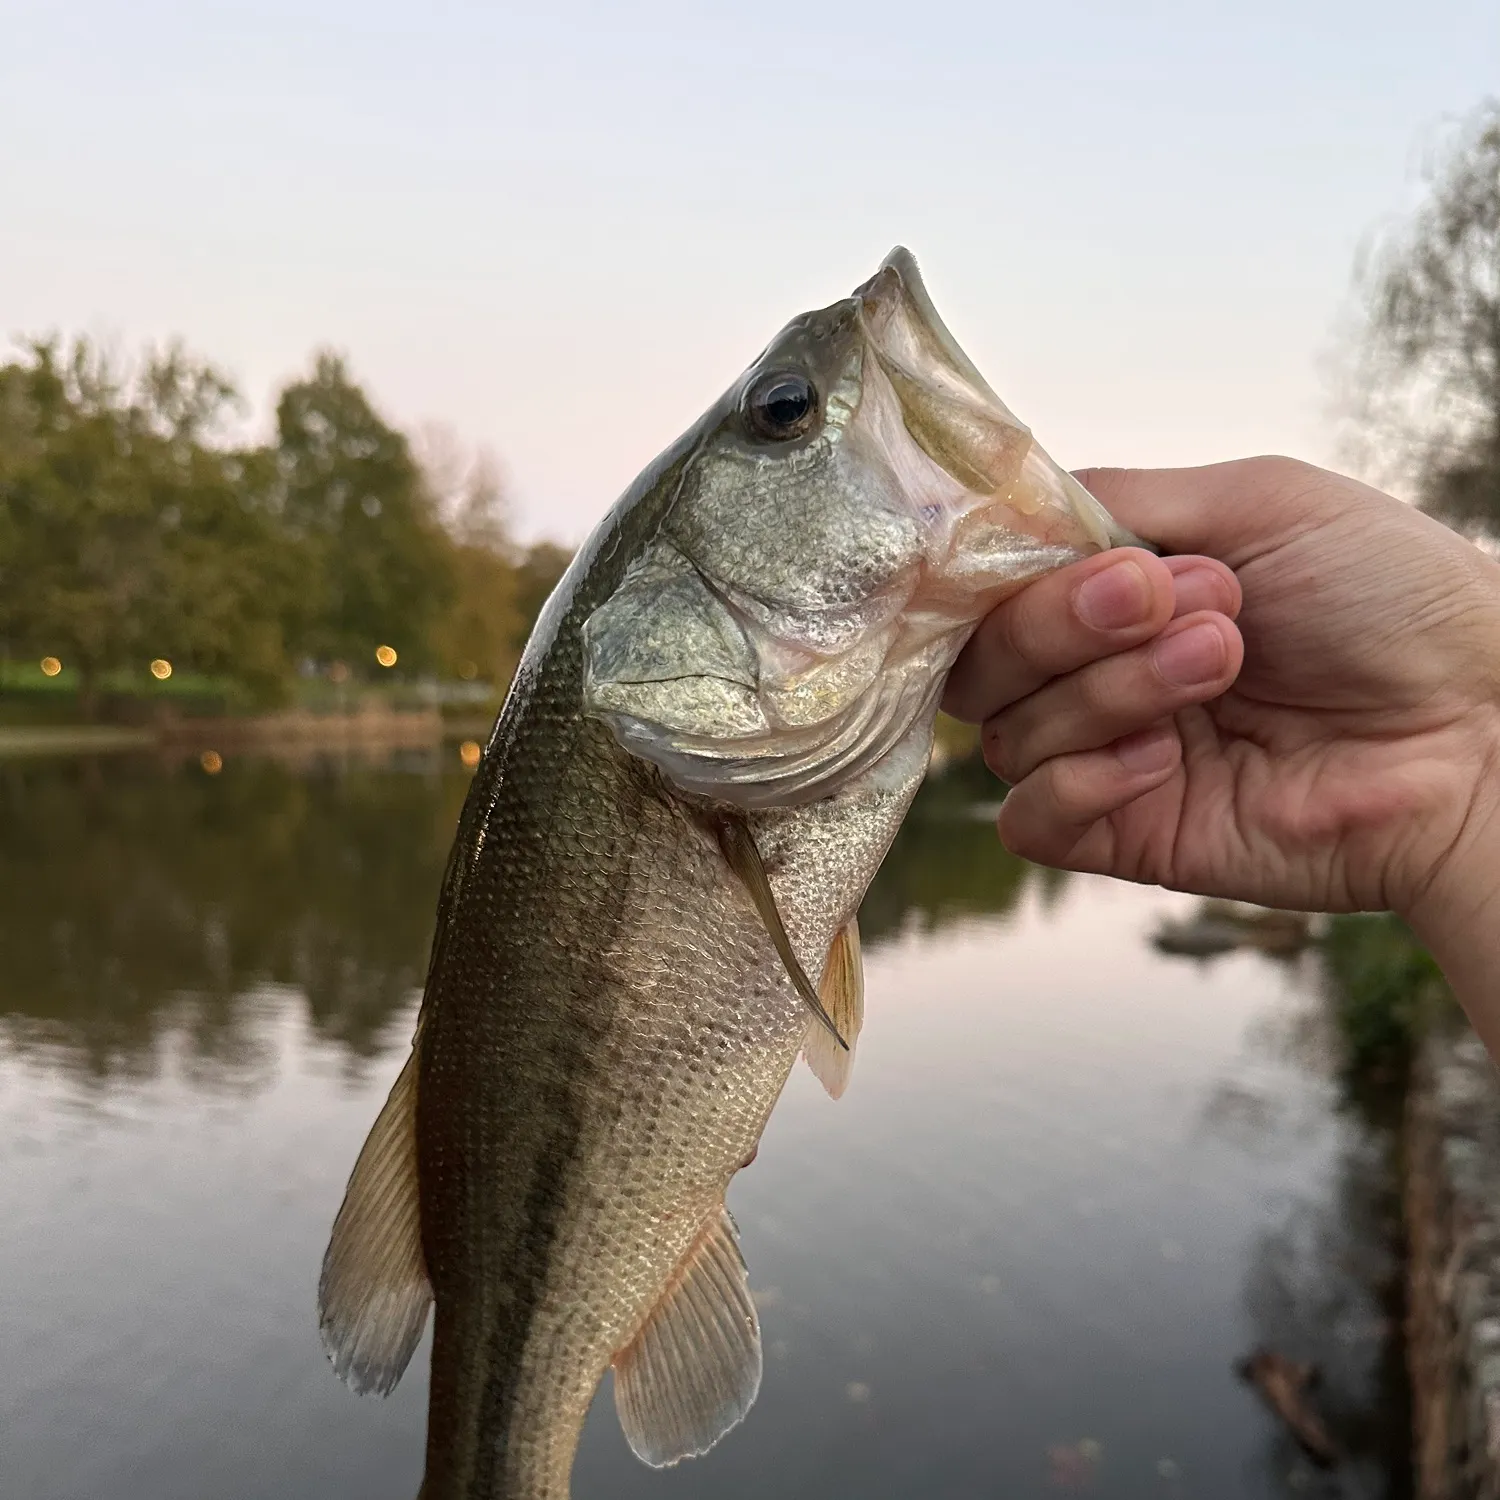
[1321,913,1449,1078]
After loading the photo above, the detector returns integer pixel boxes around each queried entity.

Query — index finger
[943,548,1173,723]
[944,551,1241,724]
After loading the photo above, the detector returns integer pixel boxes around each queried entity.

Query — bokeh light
[39,657,62,677]
[328,661,349,683]
[150,659,172,680]
[375,645,398,668]
[199,750,223,775]
[459,740,482,769]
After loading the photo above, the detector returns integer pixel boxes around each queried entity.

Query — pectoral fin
[317,1036,432,1396]
[803,918,865,1100]
[612,1205,763,1466]
[716,815,848,1050]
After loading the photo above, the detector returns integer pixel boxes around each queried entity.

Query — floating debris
[1152,900,1316,959]
[1235,1347,1339,1467]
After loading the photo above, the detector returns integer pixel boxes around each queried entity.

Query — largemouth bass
[319,248,1139,1499]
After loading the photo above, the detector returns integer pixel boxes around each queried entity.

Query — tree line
[0,339,571,711]
[1351,98,1500,532]
[2,100,1494,720]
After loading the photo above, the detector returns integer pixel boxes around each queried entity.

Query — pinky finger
[996,722,1181,871]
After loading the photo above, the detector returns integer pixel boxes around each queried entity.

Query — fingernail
[1153,621,1226,686]
[1075,560,1151,631]
[1115,726,1177,773]
[1170,566,1227,617]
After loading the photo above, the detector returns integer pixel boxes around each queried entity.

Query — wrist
[1401,567,1500,951]
[1403,735,1500,1051]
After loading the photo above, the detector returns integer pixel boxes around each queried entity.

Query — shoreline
[0,708,493,760]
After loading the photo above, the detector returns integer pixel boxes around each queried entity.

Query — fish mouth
[853,247,1136,553]
[855,247,1009,411]
[852,247,1034,503]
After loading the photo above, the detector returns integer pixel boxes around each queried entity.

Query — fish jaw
[855,246,1145,561]
[581,250,1144,812]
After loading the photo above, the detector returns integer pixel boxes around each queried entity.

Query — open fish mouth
[856,247,1121,552]
[581,249,1138,810]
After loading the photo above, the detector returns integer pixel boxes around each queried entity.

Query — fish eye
[744,370,818,442]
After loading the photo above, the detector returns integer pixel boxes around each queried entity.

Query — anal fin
[803,918,864,1100]
[612,1205,763,1467]
[318,1037,432,1396]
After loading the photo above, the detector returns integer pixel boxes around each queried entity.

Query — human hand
[943,458,1500,947]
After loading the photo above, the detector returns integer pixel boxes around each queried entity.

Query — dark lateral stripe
[419,439,703,1499]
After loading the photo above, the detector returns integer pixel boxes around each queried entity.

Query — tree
[0,336,573,715]
[275,353,454,671]
[413,424,574,687]
[510,540,573,657]
[420,434,524,686]
[1351,99,1500,534]
[0,339,301,710]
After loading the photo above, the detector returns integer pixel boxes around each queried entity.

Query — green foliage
[511,540,574,652]
[1351,97,1500,533]
[0,340,299,706]
[0,337,574,714]
[275,352,454,671]
[1320,913,1448,1077]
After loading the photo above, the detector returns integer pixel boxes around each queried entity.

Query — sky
[3,0,1498,542]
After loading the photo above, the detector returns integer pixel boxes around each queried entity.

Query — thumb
[1073,457,1345,566]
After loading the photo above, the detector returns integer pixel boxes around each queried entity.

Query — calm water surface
[0,755,1407,1499]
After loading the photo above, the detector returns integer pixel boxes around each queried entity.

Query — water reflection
[1230,1006,1410,1496]
[1169,942,1410,1496]
[0,753,1048,1080]
[0,753,1409,1499]
[860,756,1066,942]
[0,754,463,1077]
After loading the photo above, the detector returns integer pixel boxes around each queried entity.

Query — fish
[317,247,1141,1499]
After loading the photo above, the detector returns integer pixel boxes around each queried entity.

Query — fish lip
[854,246,1003,405]
[852,246,1039,506]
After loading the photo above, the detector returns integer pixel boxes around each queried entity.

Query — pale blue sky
[4,1,1497,539]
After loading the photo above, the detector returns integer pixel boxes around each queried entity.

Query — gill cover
[582,248,1141,809]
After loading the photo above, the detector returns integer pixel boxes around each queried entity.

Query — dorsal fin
[318,1035,432,1396]
[612,1204,762,1467]
[803,918,865,1099]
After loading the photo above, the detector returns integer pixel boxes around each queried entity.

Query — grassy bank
[0,661,500,729]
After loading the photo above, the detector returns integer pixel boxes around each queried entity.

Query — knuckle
[994,590,1048,670]
[1040,754,1100,825]
[995,800,1042,861]
[1071,466,1126,502]
[1044,756,1092,828]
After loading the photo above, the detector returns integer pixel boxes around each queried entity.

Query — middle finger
[983,610,1244,785]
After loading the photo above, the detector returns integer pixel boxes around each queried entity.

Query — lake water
[0,753,1408,1499]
